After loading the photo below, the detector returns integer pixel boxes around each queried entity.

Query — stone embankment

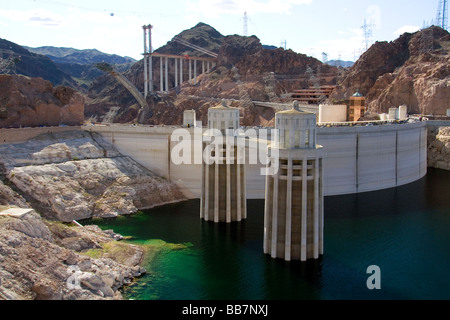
[0,130,186,222]
[427,123,450,170]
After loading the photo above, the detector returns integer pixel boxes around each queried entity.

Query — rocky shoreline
[0,209,146,300]
[0,130,187,300]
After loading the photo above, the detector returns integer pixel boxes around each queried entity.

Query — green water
[86,168,450,300]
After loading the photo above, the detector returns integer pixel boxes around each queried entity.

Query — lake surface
[87,168,450,300]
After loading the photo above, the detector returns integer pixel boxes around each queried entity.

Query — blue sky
[0,0,441,62]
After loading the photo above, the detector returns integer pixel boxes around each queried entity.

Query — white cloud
[393,25,420,36]
[185,0,312,18]
[0,8,64,27]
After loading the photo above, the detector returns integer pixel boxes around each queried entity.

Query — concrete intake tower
[264,101,324,261]
[200,100,247,223]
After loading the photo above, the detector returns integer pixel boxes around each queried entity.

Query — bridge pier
[144,53,216,94]
[142,24,153,97]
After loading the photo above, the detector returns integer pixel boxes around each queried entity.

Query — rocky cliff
[0,130,186,222]
[427,124,450,170]
[330,26,450,115]
[0,74,85,128]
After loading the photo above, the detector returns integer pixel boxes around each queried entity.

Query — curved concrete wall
[317,122,427,196]
[83,122,428,198]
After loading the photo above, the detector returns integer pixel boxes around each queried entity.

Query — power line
[12,0,179,18]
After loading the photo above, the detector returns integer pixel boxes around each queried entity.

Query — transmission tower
[243,11,248,36]
[361,18,375,51]
[0,51,19,75]
[435,0,448,30]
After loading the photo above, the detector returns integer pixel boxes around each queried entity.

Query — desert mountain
[85,22,338,126]
[0,38,78,88]
[327,60,354,68]
[155,22,224,57]
[330,26,450,116]
[25,46,136,90]
[24,46,135,65]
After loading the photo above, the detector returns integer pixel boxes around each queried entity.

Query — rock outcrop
[0,208,145,300]
[0,74,85,128]
[427,125,450,170]
[0,130,186,222]
[330,26,450,115]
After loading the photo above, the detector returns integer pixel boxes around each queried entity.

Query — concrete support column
[202,61,205,74]
[180,59,183,84]
[263,163,271,254]
[143,28,148,98]
[160,56,163,92]
[175,58,178,87]
[242,163,247,219]
[313,158,319,259]
[319,158,324,255]
[301,157,307,261]
[165,57,169,92]
[285,155,293,261]
[189,59,192,84]
[214,159,219,223]
[226,161,231,223]
[149,55,153,93]
[148,26,153,93]
[203,148,210,221]
[271,172,279,258]
[194,59,197,85]
[237,161,242,221]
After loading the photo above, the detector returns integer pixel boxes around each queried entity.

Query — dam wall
[317,121,427,195]
[0,126,82,144]
[82,121,428,198]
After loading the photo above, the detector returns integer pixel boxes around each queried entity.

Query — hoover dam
[2,119,438,200]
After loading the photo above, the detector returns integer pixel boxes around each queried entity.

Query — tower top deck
[274,101,318,150]
[207,100,240,133]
